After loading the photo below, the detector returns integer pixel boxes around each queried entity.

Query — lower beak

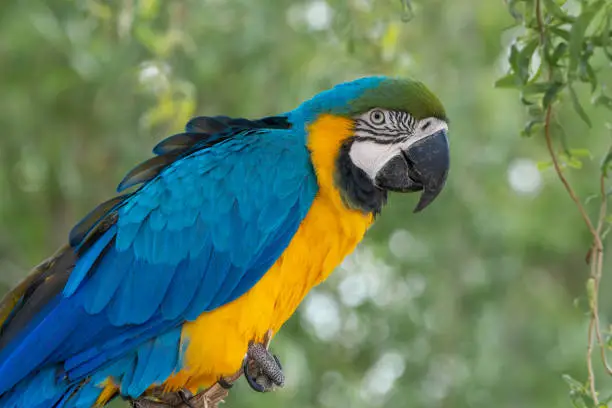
[374,129,449,212]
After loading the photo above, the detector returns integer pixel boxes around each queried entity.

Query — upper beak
[405,129,450,212]
[374,129,449,212]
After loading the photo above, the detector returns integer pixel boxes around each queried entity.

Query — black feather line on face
[355,111,415,136]
[353,135,411,144]
[335,140,387,215]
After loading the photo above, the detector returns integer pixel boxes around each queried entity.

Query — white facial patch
[349,116,448,181]
[349,141,402,180]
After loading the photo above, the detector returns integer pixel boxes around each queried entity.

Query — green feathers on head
[295,76,447,124]
[349,78,447,121]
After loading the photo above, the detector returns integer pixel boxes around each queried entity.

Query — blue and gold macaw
[0,76,449,407]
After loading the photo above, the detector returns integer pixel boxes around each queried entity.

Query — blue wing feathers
[106,260,173,326]
[1,366,68,408]
[226,198,311,304]
[81,247,133,314]
[124,328,182,396]
[0,298,81,393]
[0,125,318,406]
[63,226,116,297]
[65,320,180,384]
[186,250,232,318]
[126,340,154,396]
[160,257,201,320]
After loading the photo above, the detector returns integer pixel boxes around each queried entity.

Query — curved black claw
[178,389,195,408]
[217,377,234,389]
[243,342,285,392]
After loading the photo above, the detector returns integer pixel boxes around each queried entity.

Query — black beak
[406,129,450,212]
[374,129,449,212]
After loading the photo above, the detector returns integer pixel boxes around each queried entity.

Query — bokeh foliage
[0,1,611,407]
[498,0,612,405]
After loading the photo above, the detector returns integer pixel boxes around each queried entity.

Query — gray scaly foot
[243,342,285,392]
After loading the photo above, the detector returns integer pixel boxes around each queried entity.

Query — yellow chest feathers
[169,115,373,390]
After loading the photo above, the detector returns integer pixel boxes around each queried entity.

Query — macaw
[0,76,449,407]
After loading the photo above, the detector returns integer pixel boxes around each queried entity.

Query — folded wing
[0,116,317,401]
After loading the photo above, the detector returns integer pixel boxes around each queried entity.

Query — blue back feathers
[0,113,317,407]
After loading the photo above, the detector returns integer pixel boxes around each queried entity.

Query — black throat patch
[335,140,387,215]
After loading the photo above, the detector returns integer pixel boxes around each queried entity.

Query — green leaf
[568,0,605,78]
[569,392,589,408]
[519,38,539,81]
[568,83,592,127]
[583,62,598,93]
[399,0,414,22]
[550,42,568,65]
[552,119,572,155]
[569,148,592,158]
[601,148,612,177]
[593,94,612,110]
[537,160,554,170]
[543,0,574,23]
[560,154,583,169]
[528,104,544,118]
[563,374,587,392]
[522,1,536,28]
[507,0,527,21]
[542,82,565,108]
[521,37,540,59]
[563,374,593,408]
[495,74,520,88]
[509,43,521,74]
[523,82,553,95]
[585,193,599,205]
[520,95,537,106]
[602,13,612,59]
[522,119,543,137]
[550,26,571,42]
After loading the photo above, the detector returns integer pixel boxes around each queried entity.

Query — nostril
[421,121,431,131]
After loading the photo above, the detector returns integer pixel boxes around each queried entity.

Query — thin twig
[542,102,602,405]
[534,0,610,403]
[587,315,598,405]
[593,174,612,375]
[541,106,601,245]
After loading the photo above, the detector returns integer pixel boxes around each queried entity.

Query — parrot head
[296,76,450,214]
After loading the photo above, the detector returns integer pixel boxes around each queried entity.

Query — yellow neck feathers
[164,114,375,393]
[307,114,364,212]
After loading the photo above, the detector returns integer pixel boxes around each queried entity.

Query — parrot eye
[369,109,386,125]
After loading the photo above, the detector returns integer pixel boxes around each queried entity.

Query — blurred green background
[1,1,611,407]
